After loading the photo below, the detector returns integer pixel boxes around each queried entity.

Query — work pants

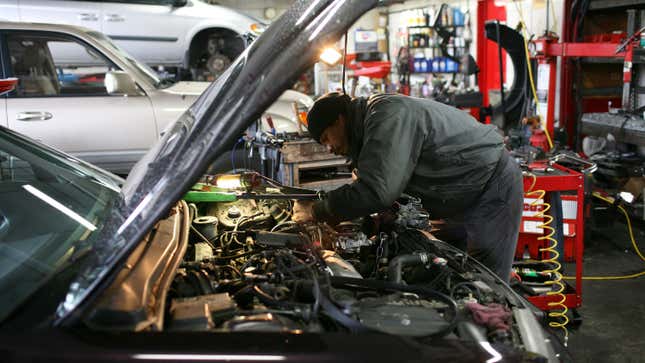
[464,151,523,281]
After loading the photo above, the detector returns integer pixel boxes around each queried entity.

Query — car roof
[0,21,94,36]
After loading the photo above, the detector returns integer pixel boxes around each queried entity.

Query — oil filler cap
[227,206,242,219]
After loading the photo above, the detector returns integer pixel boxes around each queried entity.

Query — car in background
[0,21,312,173]
[0,0,265,80]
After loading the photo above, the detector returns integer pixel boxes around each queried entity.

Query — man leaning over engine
[292,92,523,281]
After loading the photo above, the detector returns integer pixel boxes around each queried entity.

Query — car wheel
[188,29,245,82]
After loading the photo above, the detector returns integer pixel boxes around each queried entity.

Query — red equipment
[345,53,392,80]
[516,158,587,311]
[532,31,637,142]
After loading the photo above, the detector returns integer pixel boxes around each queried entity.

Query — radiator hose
[388,253,430,283]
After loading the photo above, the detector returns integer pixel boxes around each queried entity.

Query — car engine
[153,176,560,362]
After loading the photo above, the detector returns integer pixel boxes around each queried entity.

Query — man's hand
[292,200,315,223]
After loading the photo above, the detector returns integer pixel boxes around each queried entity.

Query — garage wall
[211,0,566,107]
[385,0,478,96]
[384,0,565,111]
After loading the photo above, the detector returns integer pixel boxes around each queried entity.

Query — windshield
[0,128,122,323]
[86,31,164,88]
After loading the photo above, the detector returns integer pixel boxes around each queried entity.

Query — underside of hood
[56,0,381,324]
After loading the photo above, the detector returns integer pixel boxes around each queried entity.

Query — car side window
[7,33,117,97]
[0,151,35,183]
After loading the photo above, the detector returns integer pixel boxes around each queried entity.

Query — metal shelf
[408,25,465,28]
[580,87,623,96]
[580,57,625,64]
[409,46,466,49]
[589,0,645,10]
[410,71,459,74]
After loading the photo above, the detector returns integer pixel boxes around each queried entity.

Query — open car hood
[56,0,383,323]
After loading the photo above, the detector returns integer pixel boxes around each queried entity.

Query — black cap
[307,92,351,142]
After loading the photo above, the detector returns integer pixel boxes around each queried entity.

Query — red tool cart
[514,155,595,311]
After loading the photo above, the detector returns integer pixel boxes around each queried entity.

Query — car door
[3,31,157,173]
[0,94,6,128]
[16,0,102,31]
[101,0,192,66]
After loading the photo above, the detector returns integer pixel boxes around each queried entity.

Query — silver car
[0,21,312,173]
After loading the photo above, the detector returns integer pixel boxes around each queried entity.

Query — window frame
[1,30,127,99]
[101,0,176,5]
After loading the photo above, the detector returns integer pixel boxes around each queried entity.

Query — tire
[188,29,245,82]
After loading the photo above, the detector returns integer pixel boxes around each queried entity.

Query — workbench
[277,139,352,191]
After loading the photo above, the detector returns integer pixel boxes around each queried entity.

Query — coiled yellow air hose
[524,173,569,344]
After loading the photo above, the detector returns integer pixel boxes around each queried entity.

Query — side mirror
[105,71,140,96]
[171,0,187,7]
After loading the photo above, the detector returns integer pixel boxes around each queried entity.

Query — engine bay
[147,174,556,358]
[83,173,559,360]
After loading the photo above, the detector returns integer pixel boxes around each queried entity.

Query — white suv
[0,0,263,80]
[0,22,313,173]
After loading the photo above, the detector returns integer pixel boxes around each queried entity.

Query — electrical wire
[562,192,645,281]
[524,172,569,344]
[231,137,243,172]
[564,271,645,281]
[512,0,554,150]
[591,193,645,262]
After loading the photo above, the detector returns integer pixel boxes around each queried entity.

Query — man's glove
[292,200,315,223]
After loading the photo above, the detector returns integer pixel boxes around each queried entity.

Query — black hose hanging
[496,20,506,128]
[341,30,348,95]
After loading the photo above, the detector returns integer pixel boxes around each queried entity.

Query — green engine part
[183,183,238,203]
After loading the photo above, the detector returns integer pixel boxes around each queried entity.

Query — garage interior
[1,0,645,362]
[211,2,645,360]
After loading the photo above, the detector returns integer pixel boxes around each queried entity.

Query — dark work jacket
[313,94,504,221]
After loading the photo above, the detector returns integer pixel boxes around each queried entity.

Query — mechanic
[292,92,523,280]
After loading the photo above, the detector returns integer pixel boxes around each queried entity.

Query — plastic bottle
[425,49,433,72]
[414,51,425,72]
[427,6,435,26]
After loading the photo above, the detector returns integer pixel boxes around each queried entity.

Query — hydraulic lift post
[532,29,638,139]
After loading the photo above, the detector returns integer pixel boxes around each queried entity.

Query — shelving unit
[403,3,470,79]
[554,3,645,149]
[395,3,475,101]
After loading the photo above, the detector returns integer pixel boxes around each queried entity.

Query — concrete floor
[564,221,645,362]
